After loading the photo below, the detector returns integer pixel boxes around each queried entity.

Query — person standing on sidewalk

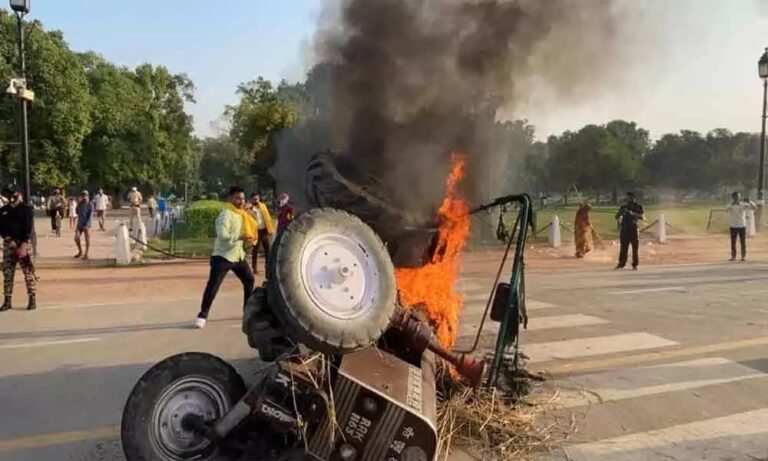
[147,193,157,220]
[0,186,36,311]
[726,191,756,262]
[615,192,644,271]
[92,188,109,231]
[74,191,93,260]
[248,193,275,275]
[276,193,294,232]
[195,186,257,329]
[67,195,77,230]
[127,187,143,232]
[46,188,65,234]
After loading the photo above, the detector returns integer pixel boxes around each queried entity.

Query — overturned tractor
[120,153,532,461]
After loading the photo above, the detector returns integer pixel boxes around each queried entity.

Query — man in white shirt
[726,191,756,262]
[92,188,109,231]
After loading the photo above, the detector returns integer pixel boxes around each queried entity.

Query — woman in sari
[574,203,594,258]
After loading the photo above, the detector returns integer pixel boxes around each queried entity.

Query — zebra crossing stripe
[557,357,765,408]
[461,297,554,310]
[564,408,768,461]
[525,333,678,363]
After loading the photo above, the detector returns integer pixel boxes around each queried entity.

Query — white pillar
[657,213,667,243]
[549,215,562,248]
[116,223,131,266]
[747,209,757,236]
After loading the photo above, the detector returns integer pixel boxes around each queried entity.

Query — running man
[195,186,257,329]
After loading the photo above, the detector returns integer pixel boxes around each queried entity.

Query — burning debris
[396,154,470,349]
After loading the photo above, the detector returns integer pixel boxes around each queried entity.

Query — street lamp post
[9,0,31,204]
[758,49,768,228]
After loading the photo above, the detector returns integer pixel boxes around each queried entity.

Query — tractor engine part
[307,347,438,461]
[388,308,487,387]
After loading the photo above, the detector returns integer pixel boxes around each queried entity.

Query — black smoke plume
[278,0,627,215]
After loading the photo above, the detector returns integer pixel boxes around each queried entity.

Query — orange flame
[396,153,470,349]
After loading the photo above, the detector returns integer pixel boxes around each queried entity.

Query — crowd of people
[573,191,758,268]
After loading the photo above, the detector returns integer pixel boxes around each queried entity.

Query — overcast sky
[27,0,768,140]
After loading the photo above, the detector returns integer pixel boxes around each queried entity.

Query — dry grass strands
[435,359,554,461]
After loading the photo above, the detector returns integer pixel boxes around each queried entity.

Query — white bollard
[116,223,132,266]
[657,213,667,243]
[747,209,757,236]
[549,215,562,248]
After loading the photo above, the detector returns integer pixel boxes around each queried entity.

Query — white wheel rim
[299,232,378,321]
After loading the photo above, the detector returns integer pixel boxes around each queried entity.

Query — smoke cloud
[278,0,635,215]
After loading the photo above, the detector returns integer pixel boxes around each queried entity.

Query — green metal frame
[484,194,533,388]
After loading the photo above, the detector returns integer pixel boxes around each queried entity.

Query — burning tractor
[120,152,533,461]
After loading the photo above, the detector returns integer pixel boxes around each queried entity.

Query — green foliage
[175,200,226,238]
[226,78,302,189]
[188,199,224,210]
[0,12,197,197]
[0,12,93,190]
[522,120,760,200]
[198,135,252,195]
[543,121,649,196]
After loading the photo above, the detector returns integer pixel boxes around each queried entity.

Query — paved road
[457,261,768,460]
[1,262,768,459]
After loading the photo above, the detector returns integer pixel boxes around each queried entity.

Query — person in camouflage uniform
[0,186,36,311]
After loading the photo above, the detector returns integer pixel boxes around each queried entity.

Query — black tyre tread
[267,208,397,354]
[304,151,432,236]
[121,352,246,461]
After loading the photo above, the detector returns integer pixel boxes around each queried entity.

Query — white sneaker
[194,318,207,329]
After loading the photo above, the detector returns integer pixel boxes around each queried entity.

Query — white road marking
[461,297,554,311]
[611,286,687,295]
[558,357,765,408]
[458,314,607,333]
[526,314,608,331]
[0,338,100,350]
[526,333,678,363]
[564,408,768,461]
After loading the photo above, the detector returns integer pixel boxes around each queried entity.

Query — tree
[0,11,93,191]
[226,78,301,189]
[0,13,197,197]
[545,121,647,201]
[80,59,197,196]
[198,135,252,195]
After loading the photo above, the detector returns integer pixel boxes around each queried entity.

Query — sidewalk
[32,213,127,268]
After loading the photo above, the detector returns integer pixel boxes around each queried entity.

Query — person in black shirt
[615,191,644,271]
[0,186,36,311]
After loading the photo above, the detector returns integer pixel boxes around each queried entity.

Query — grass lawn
[531,203,731,241]
[144,203,735,256]
[145,237,213,259]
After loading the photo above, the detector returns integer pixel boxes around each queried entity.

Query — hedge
[174,200,227,238]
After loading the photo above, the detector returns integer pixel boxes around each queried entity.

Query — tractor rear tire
[267,208,397,354]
